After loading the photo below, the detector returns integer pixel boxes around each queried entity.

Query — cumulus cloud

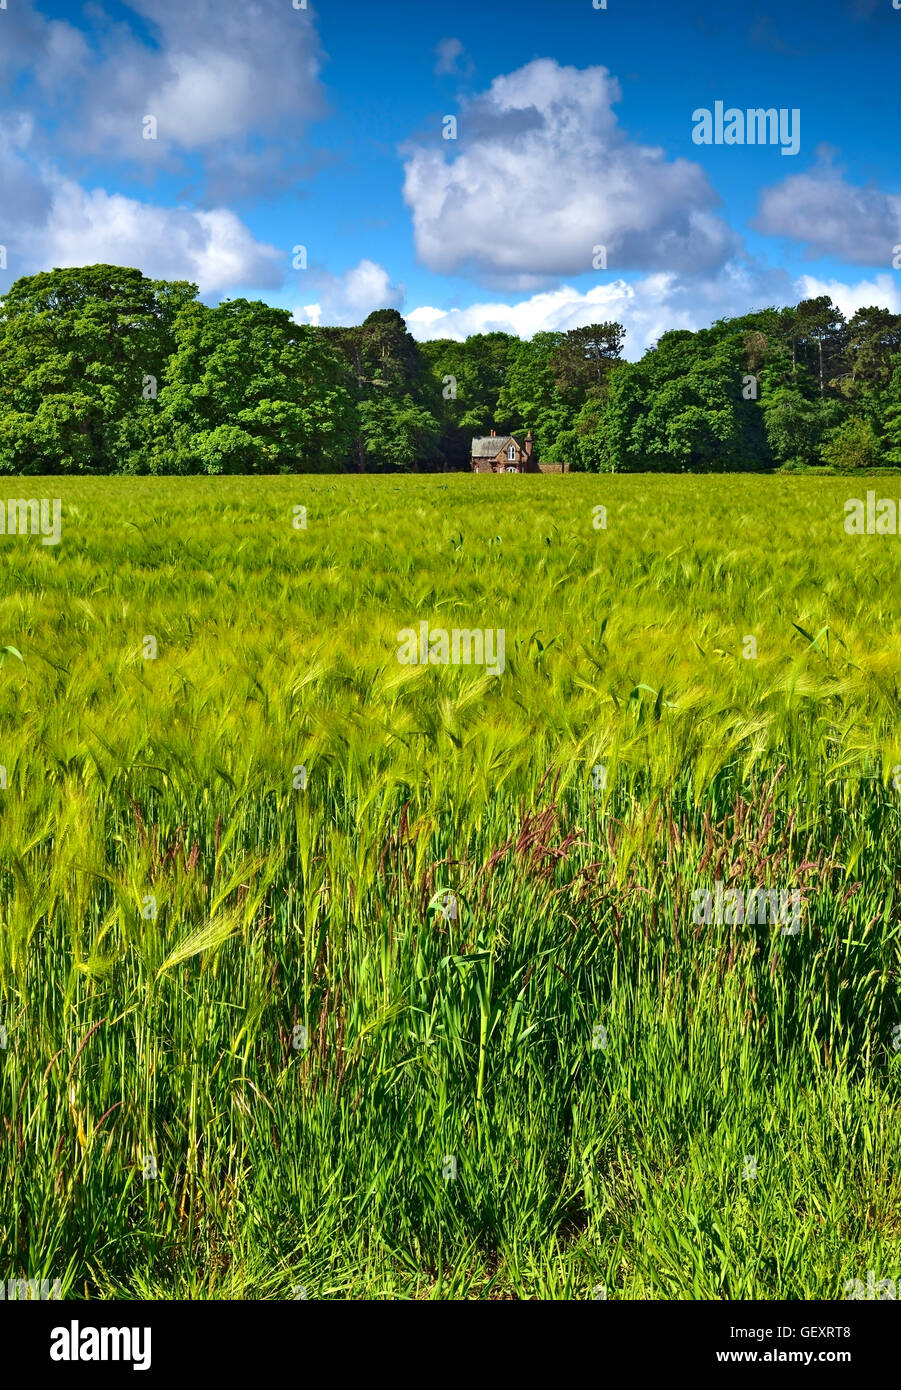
[404,262,795,358]
[402,259,901,358]
[42,185,285,293]
[2,0,326,197]
[794,273,901,319]
[0,116,53,227]
[0,2,319,293]
[0,1,88,84]
[401,58,739,289]
[293,259,404,327]
[755,158,901,265]
[0,122,284,294]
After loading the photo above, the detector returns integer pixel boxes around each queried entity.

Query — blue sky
[1,0,900,356]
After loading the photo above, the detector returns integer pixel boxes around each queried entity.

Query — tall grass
[1,474,900,1298]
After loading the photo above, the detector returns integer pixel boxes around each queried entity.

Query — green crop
[1,473,900,1299]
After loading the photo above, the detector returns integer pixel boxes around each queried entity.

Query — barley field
[1,474,900,1300]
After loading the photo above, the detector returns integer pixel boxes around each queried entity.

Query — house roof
[471,435,516,458]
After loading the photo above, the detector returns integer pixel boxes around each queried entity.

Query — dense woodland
[1,264,900,474]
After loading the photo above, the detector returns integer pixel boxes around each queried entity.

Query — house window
[507,445,516,461]
[505,465,517,473]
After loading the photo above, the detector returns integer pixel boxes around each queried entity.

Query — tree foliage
[1,266,899,473]
[153,299,356,474]
[0,265,179,474]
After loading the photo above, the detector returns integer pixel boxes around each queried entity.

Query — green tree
[838,307,901,403]
[420,332,517,469]
[549,322,625,405]
[879,352,901,464]
[324,309,433,470]
[153,299,356,473]
[357,394,441,470]
[794,296,846,395]
[760,385,844,468]
[569,395,611,471]
[822,415,882,469]
[497,332,572,455]
[596,331,767,472]
[0,264,188,474]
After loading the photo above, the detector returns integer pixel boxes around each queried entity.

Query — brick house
[470,429,539,473]
[469,429,570,472]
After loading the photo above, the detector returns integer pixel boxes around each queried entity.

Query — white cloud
[794,273,901,319]
[755,159,901,265]
[402,58,738,288]
[403,259,901,357]
[0,122,284,294]
[293,259,404,326]
[2,0,326,196]
[0,115,52,226]
[0,2,88,85]
[404,262,796,358]
[43,184,285,293]
[91,0,323,150]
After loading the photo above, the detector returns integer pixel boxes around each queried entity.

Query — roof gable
[471,435,518,458]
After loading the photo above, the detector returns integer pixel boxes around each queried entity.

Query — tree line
[1,264,900,474]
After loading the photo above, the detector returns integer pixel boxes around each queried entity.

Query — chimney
[490,428,496,437]
[524,430,533,458]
